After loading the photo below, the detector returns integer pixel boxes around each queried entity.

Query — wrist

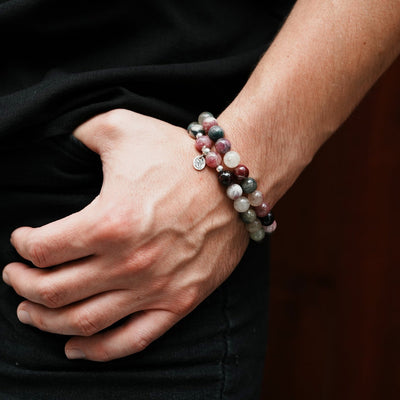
[187,111,278,241]
[217,97,314,210]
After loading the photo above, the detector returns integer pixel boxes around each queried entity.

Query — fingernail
[17,309,33,325]
[2,270,10,285]
[66,349,86,360]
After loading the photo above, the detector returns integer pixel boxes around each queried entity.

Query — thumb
[72,109,133,155]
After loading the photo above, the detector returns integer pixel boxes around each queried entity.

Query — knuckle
[92,343,114,362]
[96,210,134,244]
[135,329,153,353]
[32,312,49,332]
[174,287,199,315]
[72,311,100,336]
[26,238,50,268]
[37,280,63,308]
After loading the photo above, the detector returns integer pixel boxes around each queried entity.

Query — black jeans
[0,134,270,400]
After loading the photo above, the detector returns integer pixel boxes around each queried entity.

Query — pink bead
[202,116,218,133]
[254,202,270,217]
[205,151,222,168]
[195,135,213,151]
[264,220,277,234]
[215,138,231,154]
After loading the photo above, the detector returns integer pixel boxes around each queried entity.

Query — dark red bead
[234,164,249,182]
[254,202,269,217]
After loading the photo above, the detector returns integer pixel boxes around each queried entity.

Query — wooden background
[261,56,400,400]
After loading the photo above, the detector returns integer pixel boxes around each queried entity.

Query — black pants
[0,134,270,399]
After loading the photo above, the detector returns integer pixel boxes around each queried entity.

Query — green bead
[208,125,224,142]
[250,229,266,242]
[246,220,262,233]
[241,177,257,194]
[240,209,257,223]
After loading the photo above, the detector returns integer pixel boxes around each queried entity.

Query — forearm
[219,0,400,207]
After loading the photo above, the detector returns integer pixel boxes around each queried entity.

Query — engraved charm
[193,155,206,171]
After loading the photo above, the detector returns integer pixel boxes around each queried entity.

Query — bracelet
[187,111,277,242]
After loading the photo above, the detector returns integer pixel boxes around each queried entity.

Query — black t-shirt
[0,1,295,398]
[0,0,294,146]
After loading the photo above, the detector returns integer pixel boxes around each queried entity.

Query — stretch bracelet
[187,111,277,242]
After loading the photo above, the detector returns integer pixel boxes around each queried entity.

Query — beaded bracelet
[187,111,277,242]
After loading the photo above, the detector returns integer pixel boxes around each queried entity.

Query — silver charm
[193,155,206,171]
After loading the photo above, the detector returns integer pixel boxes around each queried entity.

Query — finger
[16,289,143,337]
[65,309,180,361]
[10,202,98,268]
[3,258,114,308]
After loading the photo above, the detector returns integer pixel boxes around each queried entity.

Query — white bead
[233,196,250,213]
[223,151,240,168]
[226,184,243,200]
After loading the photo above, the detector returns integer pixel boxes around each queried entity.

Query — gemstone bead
[202,116,218,133]
[250,228,266,242]
[208,125,225,142]
[218,170,234,186]
[187,122,204,139]
[205,151,222,168]
[241,177,257,194]
[233,164,249,182]
[198,111,214,125]
[223,151,240,168]
[264,220,277,234]
[254,202,269,217]
[226,183,243,200]
[246,219,263,233]
[260,212,275,226]
[240,208,257,223]
[195,135,213,152]
[248,190,264,206]
[233,196,250,212]
[215,138,231,154]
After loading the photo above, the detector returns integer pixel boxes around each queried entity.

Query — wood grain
[261,56,400,400]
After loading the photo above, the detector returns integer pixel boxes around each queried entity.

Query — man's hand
[2,109,249,362]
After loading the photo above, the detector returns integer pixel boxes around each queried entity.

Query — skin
[2,0,400,362]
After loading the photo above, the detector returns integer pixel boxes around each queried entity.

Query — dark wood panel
[261,56,400,400]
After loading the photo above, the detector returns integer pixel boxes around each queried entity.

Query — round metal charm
[193,155,206,171]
